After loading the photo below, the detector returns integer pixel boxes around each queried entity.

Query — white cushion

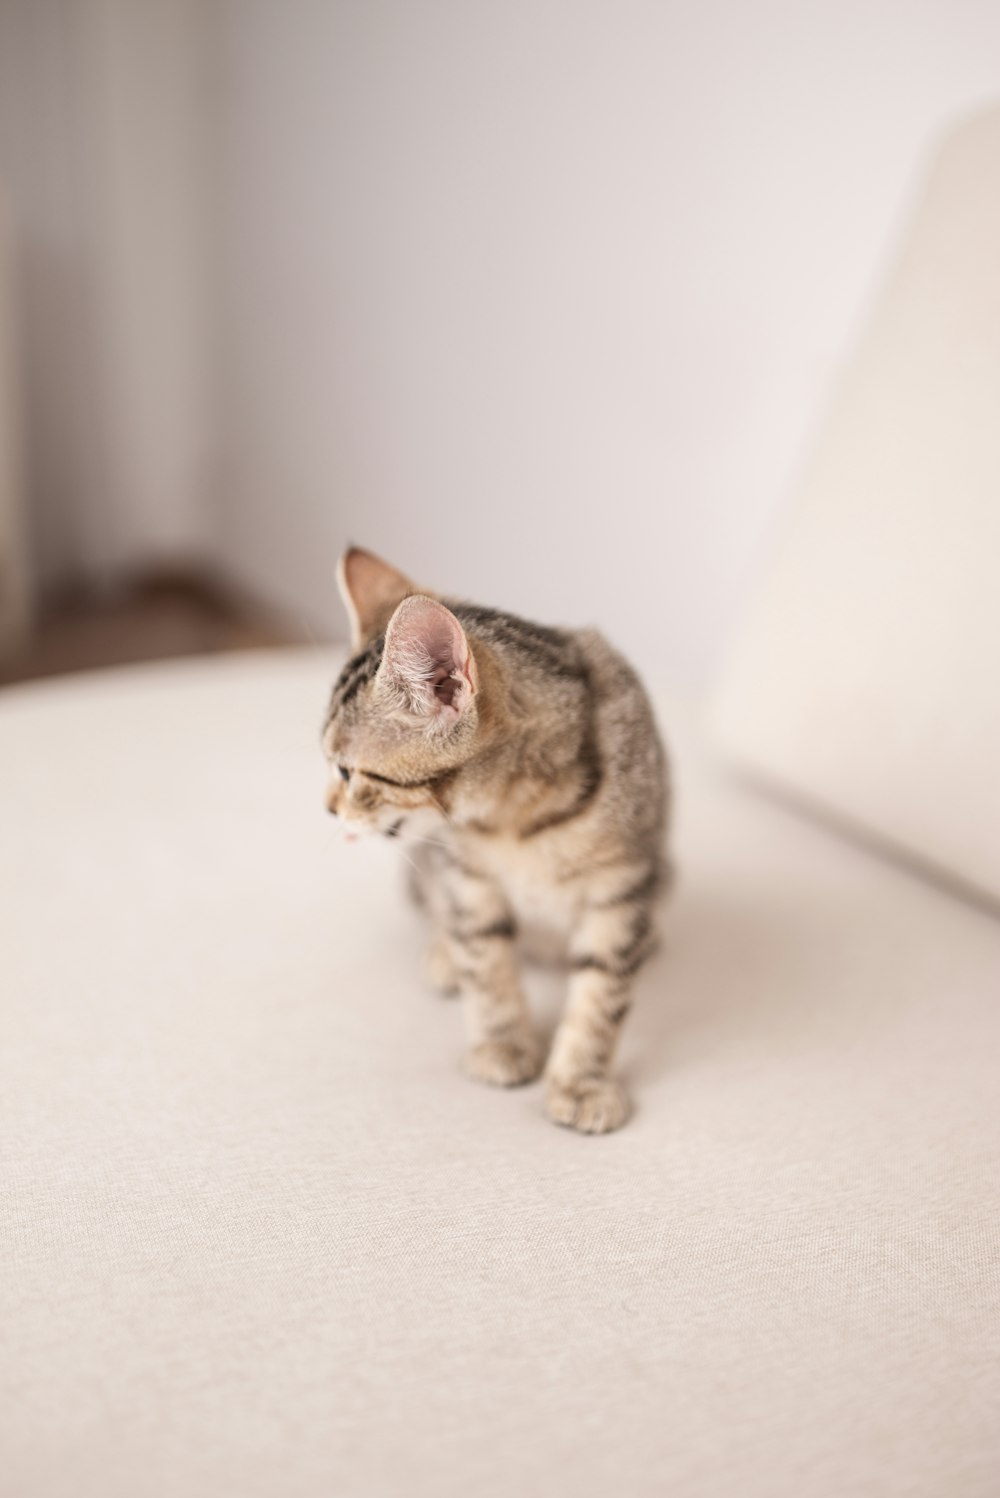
[714,107,1000,905]
[2,651,998,1496]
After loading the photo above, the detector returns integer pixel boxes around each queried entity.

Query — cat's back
[450,599,666,792]
[570,623,670,842]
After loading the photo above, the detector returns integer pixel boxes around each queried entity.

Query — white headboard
[714,107,1000,907]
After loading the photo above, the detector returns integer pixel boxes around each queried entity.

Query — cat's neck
[447,639,598,836]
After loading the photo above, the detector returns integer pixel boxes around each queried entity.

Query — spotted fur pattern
[322,548,670,1133]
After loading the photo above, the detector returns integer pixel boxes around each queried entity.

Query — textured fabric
[714,107,1000,904]
[2,651,999,1498]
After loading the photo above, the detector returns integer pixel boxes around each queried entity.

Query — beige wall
[211,0,1000,684]
[0,0,215,592]
[3,2,1000,683]
[0,189,30,650]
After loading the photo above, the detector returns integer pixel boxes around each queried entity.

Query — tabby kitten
[322,547,670,1134]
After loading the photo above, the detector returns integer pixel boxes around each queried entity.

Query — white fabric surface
[2,651,999,1498]
[714,107,1000,905]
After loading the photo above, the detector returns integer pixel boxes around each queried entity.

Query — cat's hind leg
[425,933,460,996]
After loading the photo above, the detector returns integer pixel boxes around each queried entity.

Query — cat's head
[321,547,479,839]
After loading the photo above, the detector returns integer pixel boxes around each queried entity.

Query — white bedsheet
[2,651,998,1498]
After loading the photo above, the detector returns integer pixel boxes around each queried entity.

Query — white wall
[5,3,1000,684]
[0,0,214,592]
[212,0,1000,686]
[0,188,30,650]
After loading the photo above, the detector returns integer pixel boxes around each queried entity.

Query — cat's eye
[338,765,350,782]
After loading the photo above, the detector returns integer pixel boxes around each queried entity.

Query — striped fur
[323,548,671,1134]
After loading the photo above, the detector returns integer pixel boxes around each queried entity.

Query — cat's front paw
[466,1033,543,1087]
[545,1077,630,1134]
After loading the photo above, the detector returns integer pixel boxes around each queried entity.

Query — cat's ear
[337,546,414,648]
[380,596,476,724]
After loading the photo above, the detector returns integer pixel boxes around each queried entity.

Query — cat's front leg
[545,878,658,1133]
[408,843,461,997]
[442,863,542,1087]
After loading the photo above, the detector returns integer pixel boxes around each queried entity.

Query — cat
[321,547,670,1133]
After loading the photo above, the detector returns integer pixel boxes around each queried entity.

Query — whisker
[395,844,426,880]
[410,831,453,851]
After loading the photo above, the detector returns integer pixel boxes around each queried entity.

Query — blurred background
[1,0,999,689]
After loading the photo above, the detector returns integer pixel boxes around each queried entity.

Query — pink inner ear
[433,668,462,708]
[384,596,474,717]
